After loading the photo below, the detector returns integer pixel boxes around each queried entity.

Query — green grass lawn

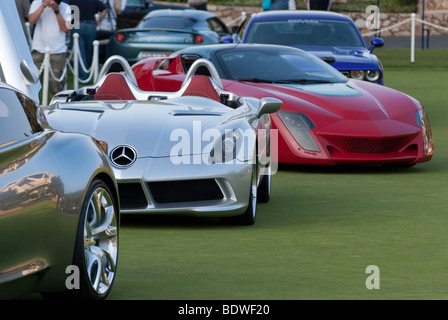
[103,47,448,300]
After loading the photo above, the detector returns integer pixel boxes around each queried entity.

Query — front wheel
[257,162,271,203]
[72,179,119,300]
[220,165,257,226]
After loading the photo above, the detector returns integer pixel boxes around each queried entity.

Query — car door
[0,87,55,283]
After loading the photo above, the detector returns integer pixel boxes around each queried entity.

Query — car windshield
[139,17,195,29]
[245,19,364,47]
[216,46,348,84]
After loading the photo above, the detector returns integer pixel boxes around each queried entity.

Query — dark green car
[106,9,237,64]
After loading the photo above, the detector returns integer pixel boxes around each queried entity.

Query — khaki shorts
[32,51,68,97]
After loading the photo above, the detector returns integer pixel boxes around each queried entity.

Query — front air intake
[324,134,417,154]
[148,179,223,203]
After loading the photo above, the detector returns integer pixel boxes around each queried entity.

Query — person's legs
[77,22,97,80]
[270,0,289,10]
[83,22,97,68]
[49,52,68,96]
[309,0,331,10]
[31,51,44,72]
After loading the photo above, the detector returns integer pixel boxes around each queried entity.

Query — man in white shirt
[28,0,71,97]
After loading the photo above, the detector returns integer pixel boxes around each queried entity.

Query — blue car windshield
[245,19,364,47]
[216,46,348,84]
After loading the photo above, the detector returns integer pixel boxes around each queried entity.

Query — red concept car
[131,44,433,166]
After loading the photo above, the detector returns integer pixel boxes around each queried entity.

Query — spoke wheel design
[84,186,118,296]
[76,179,118,299]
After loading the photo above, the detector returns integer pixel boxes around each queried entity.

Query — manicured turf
[106,48,448,300]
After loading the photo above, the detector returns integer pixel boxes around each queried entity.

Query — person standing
[66,0,108,79]
[97,0,118,39]
[188,0,207,11]
[262,0,271,10]
[305,0,331,10]
[270,0,289,10]
[288,0,298,10]
[28,0,71,98]
[15,0,31,44]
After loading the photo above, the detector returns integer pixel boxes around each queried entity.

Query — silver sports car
[46,56,282,225]
[0,2,119,300]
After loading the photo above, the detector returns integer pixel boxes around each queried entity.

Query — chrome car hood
[45,97,250,158]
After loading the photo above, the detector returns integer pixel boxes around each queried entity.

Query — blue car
[242,10,384,84]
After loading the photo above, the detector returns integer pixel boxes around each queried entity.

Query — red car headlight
[278,111,320,152]
[416,108,433,155]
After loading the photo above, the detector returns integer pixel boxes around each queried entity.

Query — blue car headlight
[365,70,381,82]
[278,111,320,152]
[350,70,365,80]
[349,70,381,83]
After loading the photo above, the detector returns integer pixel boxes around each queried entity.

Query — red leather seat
[94,73,136,100]
[181,75,221,103]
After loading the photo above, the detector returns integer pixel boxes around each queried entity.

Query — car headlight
[365,70,381,82]
[209,129,243,164]
[350,70,365,80]
[277,111,320,152]
[415,108,433,155]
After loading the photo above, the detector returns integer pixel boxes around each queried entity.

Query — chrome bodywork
[46,57,281,221]
[0,84,119,299]
[0,5,119,299]
[0,1,41,102]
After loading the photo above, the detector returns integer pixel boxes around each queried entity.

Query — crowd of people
[15,0,330,98]
[263,0,331,10]
[15,0,126,98]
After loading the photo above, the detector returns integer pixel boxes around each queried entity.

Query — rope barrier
[415,17,448,33]
[39,32,99,105]
[361,13,448,64]
[361,17,412,37]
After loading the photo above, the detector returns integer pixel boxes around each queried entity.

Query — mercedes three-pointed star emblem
[110,145,137,167]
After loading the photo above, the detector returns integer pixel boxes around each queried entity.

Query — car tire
[221,164,257,226]
[72,178,119,300]
[257,163,271,203]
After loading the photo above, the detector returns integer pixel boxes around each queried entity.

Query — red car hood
[223,78,421,137]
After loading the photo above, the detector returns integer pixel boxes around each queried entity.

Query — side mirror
[369,37,384,52]
[257,97,282,118]
[20,60,39,85]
